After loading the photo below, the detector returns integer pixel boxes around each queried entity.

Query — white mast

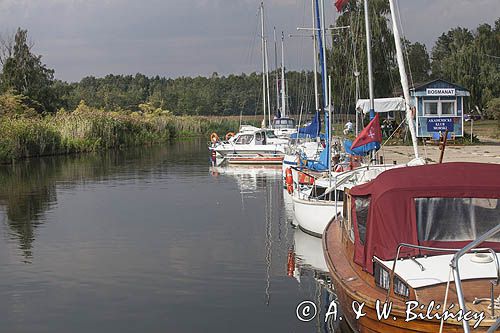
[265,39,272,127]
[363,0,375,113]
[388,0,419,159]
[260,2,267,127]
[354,70,360,135]
[311,0,319,112]
[280,32,286,118]
[274,28,280,116]
[319,0,328,107]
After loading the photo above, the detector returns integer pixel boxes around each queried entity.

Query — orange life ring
[225,132,235,141]
[285,167,293,194]
[298,171,314,185]
[210,132,219,143]
[349,155,361,170]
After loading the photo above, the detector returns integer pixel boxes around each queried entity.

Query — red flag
[335,0,349,12]
[351,113,382,149]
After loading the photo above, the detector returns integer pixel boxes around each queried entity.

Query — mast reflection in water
[0,139,345,332]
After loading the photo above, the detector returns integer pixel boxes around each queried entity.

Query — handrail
[290,165,317,180]
[451,224,500,333]
[387,243,499,302]
[487,317,500,333]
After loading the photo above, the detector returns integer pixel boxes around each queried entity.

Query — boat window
[354,196,370,245]
[416,198,500,242]
[235,134,254,145]
[272,119,295,129]
[344,193,355,243]
[266,131,277,138]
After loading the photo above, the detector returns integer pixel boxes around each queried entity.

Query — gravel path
[378,144,500,164]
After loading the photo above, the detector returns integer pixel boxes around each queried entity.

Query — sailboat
[271,32,298,139]
[209,3,290,165]
[322,1,500,332]
[281,0,328,179]
[290,0,378,238]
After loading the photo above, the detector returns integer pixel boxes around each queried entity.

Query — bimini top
[349,162,500,273]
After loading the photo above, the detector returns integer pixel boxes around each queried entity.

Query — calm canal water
[0,139,346,333]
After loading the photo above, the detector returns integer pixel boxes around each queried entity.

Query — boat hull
[292,196,342,238]
[210,145,286,157]
[322,219,494,332]
[293,229,328,272]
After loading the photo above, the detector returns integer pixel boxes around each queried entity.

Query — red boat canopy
[349,162,500,274]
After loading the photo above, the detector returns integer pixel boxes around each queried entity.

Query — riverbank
[0,102,253,164]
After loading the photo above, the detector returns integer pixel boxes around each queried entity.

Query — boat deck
[323,219,499,332]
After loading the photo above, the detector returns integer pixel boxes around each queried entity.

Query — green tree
[328,0,396,113]
[402,40,430,84]
[1,28,57,113]
[430,20,499,110]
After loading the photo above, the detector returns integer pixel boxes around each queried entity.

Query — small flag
[351,113,382,149]
[334,0,349,12]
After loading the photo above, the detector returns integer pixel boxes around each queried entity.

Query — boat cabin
[325,162,500,331]
[231,130,278,145]
[411,79,470,138]
[346,163,500,275]
[272,117,295,129]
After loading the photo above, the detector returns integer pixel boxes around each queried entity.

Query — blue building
[411,79,470,138]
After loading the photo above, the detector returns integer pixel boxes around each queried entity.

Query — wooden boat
[323,162,500,332]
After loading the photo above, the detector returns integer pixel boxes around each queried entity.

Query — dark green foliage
[402,40,431,84]
[55,71,317,118]
[0,28,57,113]
[328,0,396,109]
[485,97,500,120]
[431,19,500,111]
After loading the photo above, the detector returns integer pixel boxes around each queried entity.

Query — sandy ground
[378,144,500,164]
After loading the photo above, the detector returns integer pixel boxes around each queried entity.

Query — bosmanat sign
[426,88,456,96]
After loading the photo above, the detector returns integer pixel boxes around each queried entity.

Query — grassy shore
[0,102,256,164]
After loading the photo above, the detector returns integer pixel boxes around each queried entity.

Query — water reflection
[0,140,206,260]
[0,141,348,332]
[212,165,345,332]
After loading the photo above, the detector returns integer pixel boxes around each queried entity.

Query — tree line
[0,10,498,120]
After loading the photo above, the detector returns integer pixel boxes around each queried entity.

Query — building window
[423,100,456,116]
[424,101,438,115]
[441,101,455,115]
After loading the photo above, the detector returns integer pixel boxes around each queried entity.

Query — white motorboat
[209,127,288,161]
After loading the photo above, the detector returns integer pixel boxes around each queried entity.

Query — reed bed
[0,103,251,164]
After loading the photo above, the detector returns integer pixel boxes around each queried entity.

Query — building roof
[411,78,469,92]
[392,78,470,96]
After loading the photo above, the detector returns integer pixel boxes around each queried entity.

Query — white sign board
[426,88,455,96]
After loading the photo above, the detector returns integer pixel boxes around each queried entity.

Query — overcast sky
[0,0,497,82]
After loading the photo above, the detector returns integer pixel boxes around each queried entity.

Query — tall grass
[0,103,250,164]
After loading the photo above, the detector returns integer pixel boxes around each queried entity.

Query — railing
[387,237,500,332]
[451,224,500,333]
